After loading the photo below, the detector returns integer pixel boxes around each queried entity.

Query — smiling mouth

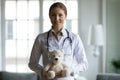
[54,22,60,25]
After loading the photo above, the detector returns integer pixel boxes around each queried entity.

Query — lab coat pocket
[63,47,73,63]
[63,46,72,56]
[54,76,74,80]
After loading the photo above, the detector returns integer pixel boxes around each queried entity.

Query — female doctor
[28,2,88,80]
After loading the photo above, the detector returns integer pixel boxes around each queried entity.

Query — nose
[55,15,59,21]
[55,58,58,61]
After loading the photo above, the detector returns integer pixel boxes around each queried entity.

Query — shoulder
[37,31,49,38]
[67,29,80,39]
[37,31,48,38]
[66,30,83,45]
[35,31,48,41]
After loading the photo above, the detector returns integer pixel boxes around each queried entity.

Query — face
[49,51,64,64]
[49,7,67,31]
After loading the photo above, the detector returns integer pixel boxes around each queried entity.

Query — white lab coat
[28,29,88,80]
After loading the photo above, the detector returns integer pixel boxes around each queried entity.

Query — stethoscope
[47,29,72,51]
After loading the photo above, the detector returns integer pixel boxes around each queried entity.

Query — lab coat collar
[49,28,67,37]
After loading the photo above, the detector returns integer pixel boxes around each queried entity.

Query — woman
[28,2,88,80]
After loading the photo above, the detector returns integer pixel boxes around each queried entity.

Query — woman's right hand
[41,69,47,77]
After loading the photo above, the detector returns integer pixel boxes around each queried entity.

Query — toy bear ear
[48,53,52,60]
[48,51,52,59]
[61,49,64,53]
[47,53,50,58]
[48,53,50,57]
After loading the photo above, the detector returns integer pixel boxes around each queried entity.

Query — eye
[51,14,55,17]
[50,13,56,17]
[59,14,63,17]
[52,55,55,57]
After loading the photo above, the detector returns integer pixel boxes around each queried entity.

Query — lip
[53,23,61,26]
[54,22,60,24]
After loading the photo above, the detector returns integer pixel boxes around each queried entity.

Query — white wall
[78,0,104,80]
[0,0,5,71]
[0,0,2,70]
[106,0,120,73]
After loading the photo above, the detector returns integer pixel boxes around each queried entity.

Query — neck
[52,28,63,35]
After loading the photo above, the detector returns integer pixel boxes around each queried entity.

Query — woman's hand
[41,69,47,77]
[55,73,62,78]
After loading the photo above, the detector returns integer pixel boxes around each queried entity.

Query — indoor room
[0,0,120,80]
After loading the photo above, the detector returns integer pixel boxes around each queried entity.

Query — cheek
[49,17,54,21]
[61,18,66,23]
[50,18,54,23]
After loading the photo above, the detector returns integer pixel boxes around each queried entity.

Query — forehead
[50,7,65,14]
[50,51,62,55]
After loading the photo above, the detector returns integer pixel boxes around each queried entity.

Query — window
[6,20,13,39]
[3,0,78,72]
[5,0,39,72]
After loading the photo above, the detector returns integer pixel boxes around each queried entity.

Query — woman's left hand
[55,73,62,78]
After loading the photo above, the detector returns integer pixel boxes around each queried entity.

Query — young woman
[28,2,88,80]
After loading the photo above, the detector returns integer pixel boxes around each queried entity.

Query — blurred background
[0,0,120,80]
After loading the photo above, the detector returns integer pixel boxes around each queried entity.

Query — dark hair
[49,2,67,16]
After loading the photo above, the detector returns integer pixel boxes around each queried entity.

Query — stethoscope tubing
[47,29,72,51]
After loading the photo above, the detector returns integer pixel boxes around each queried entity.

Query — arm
[73,34,88,74]
[44,63,51,71]
[43,63,51,77]
[62,62,69,69]
[28,35,43,76]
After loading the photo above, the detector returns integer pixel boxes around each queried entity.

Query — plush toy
[43,50,70,79]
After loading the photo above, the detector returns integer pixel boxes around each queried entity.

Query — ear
[48,51,53,59]
[48,53,50,60]
[61,49,64,53]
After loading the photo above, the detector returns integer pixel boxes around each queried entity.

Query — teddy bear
[43,50,71,79]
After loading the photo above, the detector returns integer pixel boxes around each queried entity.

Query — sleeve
[28,35,43,76]
[72,34,88,74]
